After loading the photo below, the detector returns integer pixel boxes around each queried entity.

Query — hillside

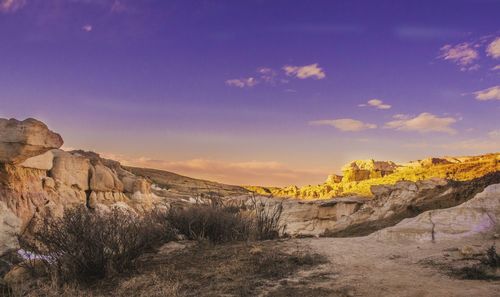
[248,153,499,199]
[125,166,250,199]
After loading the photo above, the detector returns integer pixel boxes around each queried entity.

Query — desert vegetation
[1,197,329,297]
[450,244,500,280]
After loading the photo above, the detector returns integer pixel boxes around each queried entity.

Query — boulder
[0,201,20,257]
[0,118,63,164]
[19,150,55,170]
[325,174,343,184]
[90,163,123,192]
[50,150,90,191]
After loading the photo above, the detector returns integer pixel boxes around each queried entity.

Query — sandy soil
[274,235,500,297]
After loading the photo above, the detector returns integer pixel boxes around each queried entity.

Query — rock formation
[341,159,398,182]
[279,172,500,237]
[374,183,500,242]
[249,153,499,199]
[0,118,158,262]
[0,118,63,164]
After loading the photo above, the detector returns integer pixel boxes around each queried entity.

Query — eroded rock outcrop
[0,118,160,259]
[341,160,398,182]
[0,118,63,164]
[279,172,500,237]
[374,183,500,242]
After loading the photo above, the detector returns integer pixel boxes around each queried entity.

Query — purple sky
[1,0,499,186]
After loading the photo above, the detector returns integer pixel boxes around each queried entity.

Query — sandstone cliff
[249,154,499,199]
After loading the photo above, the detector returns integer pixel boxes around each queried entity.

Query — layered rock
[278,172,500,237]
[0,118,159,260]
[341,160,398,182]
[374,183,500,242]
[0,118,63,164]
[249,153,499,199]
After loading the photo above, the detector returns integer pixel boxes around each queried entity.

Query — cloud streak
[309,118,377,132]
[358,99,391,110]
[439,43,479,71]
[283,63,326,80]
[487,37,500,59]
[100,154,327,187]
[384,112,458,134]
[474,86,500,101]
[225,77,257,88]
[0,0,26,13]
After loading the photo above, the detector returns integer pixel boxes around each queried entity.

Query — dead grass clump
[451,244,500,280]
[20,206,172,284]
[253,249,327,279]
[167,203,252,243]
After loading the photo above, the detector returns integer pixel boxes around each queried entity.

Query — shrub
[251,197,285,240]
[20,206,172,283]
[252,249,327,279]
[483,244,500,268]
[167,203,252,243]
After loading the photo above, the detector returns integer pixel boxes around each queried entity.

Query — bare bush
[167,202,252,243]
[251,196,285,240]
[20,206,172,283]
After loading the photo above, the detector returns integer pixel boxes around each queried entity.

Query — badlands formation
[1,117,499,296]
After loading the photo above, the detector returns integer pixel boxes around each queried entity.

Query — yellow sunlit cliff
[247,153,500,199]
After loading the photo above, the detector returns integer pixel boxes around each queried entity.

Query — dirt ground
[296,234,500,297]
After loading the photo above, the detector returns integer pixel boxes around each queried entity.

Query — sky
[0,0,499,187]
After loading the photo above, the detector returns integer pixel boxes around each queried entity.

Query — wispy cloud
[395,26,465,41]
[358,99,391,110]
[283,63,326,80]
[384,112,458,134]
[82,24,93,32]
[492,65,500,71]
[486,37,500,59]
[100,154,327,187]
[488,129,500,139]
[473,86,500,101]
[225,77,258,88]
[309,118,377,132]
[0,0,26,13]
[439,43,479,71]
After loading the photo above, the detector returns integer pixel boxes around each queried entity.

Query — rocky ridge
[249,154,499,199]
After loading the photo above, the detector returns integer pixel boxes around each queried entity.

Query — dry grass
[19,206,173,284]
[4,241,330,297]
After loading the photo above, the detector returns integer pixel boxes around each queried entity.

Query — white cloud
[358,99,391,110]
[473,86,500,101]
[0,0,26,13]
[492,65,500,71]
[384,112,457,134]
[440,43,479,71]
[486,37,500,59]
[309,118,377,132]
[488,129,500,139]
[225,77,257,88]
[82,24,93,32]
[283,63,326,80]
[257,67,277,83]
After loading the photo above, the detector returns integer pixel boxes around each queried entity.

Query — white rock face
[0,118,63,164]
[50,150,90,191]
[373,183,500,242]
[0,201,21,257]
[19,150,55,170]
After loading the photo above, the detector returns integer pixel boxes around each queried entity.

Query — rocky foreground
[1,117,499,296]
